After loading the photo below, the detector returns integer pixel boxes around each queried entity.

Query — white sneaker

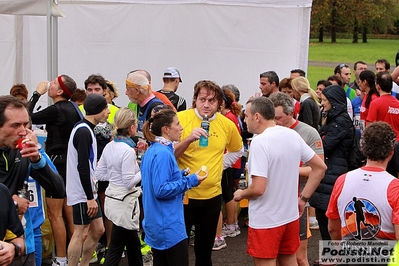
[212,237,227,251]
[310,220,319,230]
[52,259,67,266]
[222,223,241,237]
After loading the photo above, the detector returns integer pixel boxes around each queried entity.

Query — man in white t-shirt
[270,92,324,266]
[233,97,326,266]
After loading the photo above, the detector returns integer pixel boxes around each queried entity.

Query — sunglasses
[339,63,349,69]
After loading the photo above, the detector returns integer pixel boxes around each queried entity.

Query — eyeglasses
[339,63,349,69]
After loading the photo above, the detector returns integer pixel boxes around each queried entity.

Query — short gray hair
[269,92,294,115]
[222,84,240,102]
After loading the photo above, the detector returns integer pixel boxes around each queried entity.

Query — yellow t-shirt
[79,103,119,124]
[177,109,242,200]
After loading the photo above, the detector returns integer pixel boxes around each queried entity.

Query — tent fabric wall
[0,0,312,108]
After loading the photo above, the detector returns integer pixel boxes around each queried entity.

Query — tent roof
[0,0,312,16]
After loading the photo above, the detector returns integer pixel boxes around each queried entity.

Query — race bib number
[353,115,361,130]
[28,181,38,207]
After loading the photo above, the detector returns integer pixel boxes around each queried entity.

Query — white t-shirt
[392,82,399,94]
[248,126,315,229]
[346,98,353,120]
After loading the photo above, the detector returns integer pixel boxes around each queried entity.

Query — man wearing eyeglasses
[334,63,356,100]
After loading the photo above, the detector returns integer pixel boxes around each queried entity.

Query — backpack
[347,126,365,170]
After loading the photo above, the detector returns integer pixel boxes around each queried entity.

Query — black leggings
[152,239,189,266]
[103,224,142,266]
[184,195,222,266]
[316,208,331,240]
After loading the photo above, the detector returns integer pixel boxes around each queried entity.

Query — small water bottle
[199,115,209,147]
[238,173,247,189]
[17,181,30,200]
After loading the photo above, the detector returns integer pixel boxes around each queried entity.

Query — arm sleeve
[298,101,314,127]
[387,179,399,225]
[223,147,244,169]
[121,149,142,190]
[30,162,65,198]
[248,137,268,179]
[322,118,350,154]
[95,154,108,182]
[0,184,24,239]
[150,151,198,199]
[73,127,94,200]
[30,105,58,125]
[27,93,40,114]
[307,128,324,155]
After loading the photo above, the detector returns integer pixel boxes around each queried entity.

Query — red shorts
[247,219,300,258]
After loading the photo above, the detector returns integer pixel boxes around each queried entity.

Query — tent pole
[47,0,53,82]
[53,16,58,80]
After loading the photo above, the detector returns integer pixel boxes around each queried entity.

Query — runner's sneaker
[222,223,241,237]
[212,237,227,251]
[96,242,106,254]
[99,248,107,265]
[52,258,67,266]
[143,250,153,263]
[90,251,98,263]
[310,220,319,230]
[79,251,97,264]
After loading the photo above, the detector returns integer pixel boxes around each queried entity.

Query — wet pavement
[112,208,322,266]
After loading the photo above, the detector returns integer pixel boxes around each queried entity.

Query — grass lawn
[307,38,399,89]
[307,66,333,88]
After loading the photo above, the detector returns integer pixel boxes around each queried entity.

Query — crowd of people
[1,59,399,266]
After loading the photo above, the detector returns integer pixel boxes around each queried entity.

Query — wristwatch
[299,194,310,202]
[11,242,22,259]
[30,153,42,164]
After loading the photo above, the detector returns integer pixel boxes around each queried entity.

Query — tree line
[311,0,399,42]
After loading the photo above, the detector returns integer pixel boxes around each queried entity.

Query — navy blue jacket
[310,85,354,211]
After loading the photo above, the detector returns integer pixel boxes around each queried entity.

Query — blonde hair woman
[291,77,320,130]
[95,107,143,266]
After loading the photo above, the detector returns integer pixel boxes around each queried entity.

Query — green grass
[307,66,333,88]
[307,38,399,89]
[309,38,399,63]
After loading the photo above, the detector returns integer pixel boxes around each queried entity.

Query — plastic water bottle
[199,115,209,147]
[238,173,247,189]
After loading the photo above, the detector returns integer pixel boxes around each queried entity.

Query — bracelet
[299,194,310,202]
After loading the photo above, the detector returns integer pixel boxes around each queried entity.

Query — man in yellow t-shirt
[175,80,243,266]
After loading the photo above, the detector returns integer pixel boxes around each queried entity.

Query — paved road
[102,208,322,266]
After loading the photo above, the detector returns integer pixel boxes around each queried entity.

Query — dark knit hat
[84,94,107,115]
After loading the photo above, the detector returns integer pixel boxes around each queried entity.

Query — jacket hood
[322,84,348,119]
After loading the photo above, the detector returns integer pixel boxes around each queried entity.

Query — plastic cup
[17,138,28,150]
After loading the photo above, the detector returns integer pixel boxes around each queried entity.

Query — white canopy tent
[0,0,312,108]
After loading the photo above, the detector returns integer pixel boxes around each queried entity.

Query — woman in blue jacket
[140,109,207,266]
